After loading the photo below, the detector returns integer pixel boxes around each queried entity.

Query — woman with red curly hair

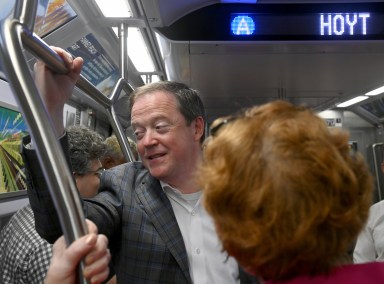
[200,100,384,283]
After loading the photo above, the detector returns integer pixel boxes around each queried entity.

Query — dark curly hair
[66,125,106,174]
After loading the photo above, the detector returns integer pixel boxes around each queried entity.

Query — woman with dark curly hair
[67,125,106,198]
[200,100,384,283]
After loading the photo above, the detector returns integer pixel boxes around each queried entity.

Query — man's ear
[193,116,205,142]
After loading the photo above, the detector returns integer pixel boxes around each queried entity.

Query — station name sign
[157,3,384,41]
[230,11,382,39]
[319,13,369,36]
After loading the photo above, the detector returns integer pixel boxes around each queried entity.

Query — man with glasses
[23,47,257,283]
[0,125,106,283]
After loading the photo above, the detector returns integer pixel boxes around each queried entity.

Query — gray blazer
[23,135,258,283]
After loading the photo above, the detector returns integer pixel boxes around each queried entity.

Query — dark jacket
[23,134,258,283]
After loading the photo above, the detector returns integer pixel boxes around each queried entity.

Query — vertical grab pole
[373,143,383,201]
[105,22,135,162]
[0,0,88,283]
[108,78,135,162]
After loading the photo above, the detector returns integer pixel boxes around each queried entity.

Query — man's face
[131,91,202,187]
[75,159,103,198]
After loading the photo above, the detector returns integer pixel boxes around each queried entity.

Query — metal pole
[373,142,383,201]
[1,0,88,282]
[105,105,135,162]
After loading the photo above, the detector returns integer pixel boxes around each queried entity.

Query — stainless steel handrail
[2,0,88,242]
[24,36,136,162]
[373,142,383,201]
[108,77,136,162]
[133,0,166,79]
[113,23,136,162]
[0,0,137,282]
[19,8,135,162]
[0,0,88,282]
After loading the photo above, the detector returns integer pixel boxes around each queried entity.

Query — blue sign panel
[231,15,255,35]
[230,12,378,38]
[157,3,384,41]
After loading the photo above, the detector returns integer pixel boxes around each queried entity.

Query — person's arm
[23,133,75,243]
[33,46,83,136]
[25,240,53,284]
[24,47,84,243]
[26,47,123,243]
[45,220,110,284]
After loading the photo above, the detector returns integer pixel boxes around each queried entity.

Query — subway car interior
[1,0,384,247]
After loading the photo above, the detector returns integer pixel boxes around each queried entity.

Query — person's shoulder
[2,205,34,235]
[366,200,384,228]
[102,161,150,184]
[0,205,50,278]
[371,199,384,208]
[121,161,158,185]
[3,205,50,247]
[337,262,384,283]
[370,200,384,214]
[105,161,147,174]
[9,203,33,217]
[23,238,52,284]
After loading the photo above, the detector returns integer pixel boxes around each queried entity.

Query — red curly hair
[200,100,373,281]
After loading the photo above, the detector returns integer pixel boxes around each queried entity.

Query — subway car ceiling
[148,0,384,124]
[3,0,384,127]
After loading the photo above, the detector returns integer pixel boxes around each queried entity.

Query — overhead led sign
[230,12,382,39]
[157,3,384,41]
[320,13,369,36]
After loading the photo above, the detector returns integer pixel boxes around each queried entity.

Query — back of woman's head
[200,100,373,281]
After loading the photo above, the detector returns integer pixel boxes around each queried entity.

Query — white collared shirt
[354,200,384,263]
[161,182,240,284]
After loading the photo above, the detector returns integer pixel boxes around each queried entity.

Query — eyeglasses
[76,168,105,178]
[209,116,239,137]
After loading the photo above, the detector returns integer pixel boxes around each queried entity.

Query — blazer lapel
[136,175,192,283]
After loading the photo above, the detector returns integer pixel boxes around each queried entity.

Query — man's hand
[34,46,83,136]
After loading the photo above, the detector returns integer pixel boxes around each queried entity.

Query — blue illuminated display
[229,11,381,39]
[320,13,370,36]
[157,3,384,41]
[231,15,255,35]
